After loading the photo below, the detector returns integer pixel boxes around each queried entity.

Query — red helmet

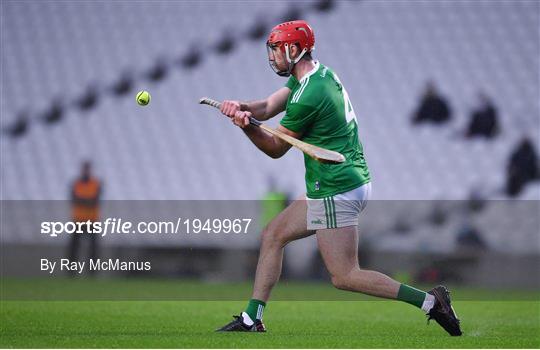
[266,20,315,76]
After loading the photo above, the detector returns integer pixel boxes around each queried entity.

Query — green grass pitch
[1,279,539,348]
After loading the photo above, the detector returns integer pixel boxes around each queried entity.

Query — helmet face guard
[266,42,309,77]
[267,43,294,77]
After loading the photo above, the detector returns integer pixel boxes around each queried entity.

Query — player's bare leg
[217,197,314,332]
[317,226,400,298]
[317,225,462,336]
[252,197,314,301]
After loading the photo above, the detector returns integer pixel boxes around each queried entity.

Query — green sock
[245,299,266,321]
[397,284,427,309]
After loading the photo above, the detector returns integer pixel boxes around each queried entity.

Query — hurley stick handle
[199,97,261,126]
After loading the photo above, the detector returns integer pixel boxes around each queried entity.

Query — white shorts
[306,182,372,230]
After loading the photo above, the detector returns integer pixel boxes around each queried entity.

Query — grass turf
[1,280,539,348]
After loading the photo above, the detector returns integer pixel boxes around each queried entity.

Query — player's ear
[293,44,301,59]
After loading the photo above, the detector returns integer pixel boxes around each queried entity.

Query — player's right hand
[220,100,241,118]
[232,111,252,128]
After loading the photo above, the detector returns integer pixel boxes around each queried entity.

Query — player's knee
[330,274,351,291]
[260,225,287,249]
[330,266,360,291]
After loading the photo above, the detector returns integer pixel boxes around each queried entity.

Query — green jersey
[280,62,371,199]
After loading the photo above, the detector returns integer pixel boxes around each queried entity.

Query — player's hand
[220,100,241,118]
[232,111,252,128]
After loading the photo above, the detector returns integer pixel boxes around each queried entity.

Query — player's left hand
[220,100,241,118]
[232,111,252,128]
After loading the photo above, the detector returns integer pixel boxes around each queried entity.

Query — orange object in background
[72,176,101,222]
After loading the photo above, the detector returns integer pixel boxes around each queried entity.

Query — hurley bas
[41,258,151,274]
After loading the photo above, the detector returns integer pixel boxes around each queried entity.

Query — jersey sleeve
[280,102,318,133]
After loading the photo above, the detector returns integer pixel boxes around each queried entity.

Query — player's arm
[220,87,290,121]
[231,111,300,159]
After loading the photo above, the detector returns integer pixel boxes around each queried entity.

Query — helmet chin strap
[281,43,308,77]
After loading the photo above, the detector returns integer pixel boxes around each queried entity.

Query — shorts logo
[315,181,320,191]
[311,219,322,225]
